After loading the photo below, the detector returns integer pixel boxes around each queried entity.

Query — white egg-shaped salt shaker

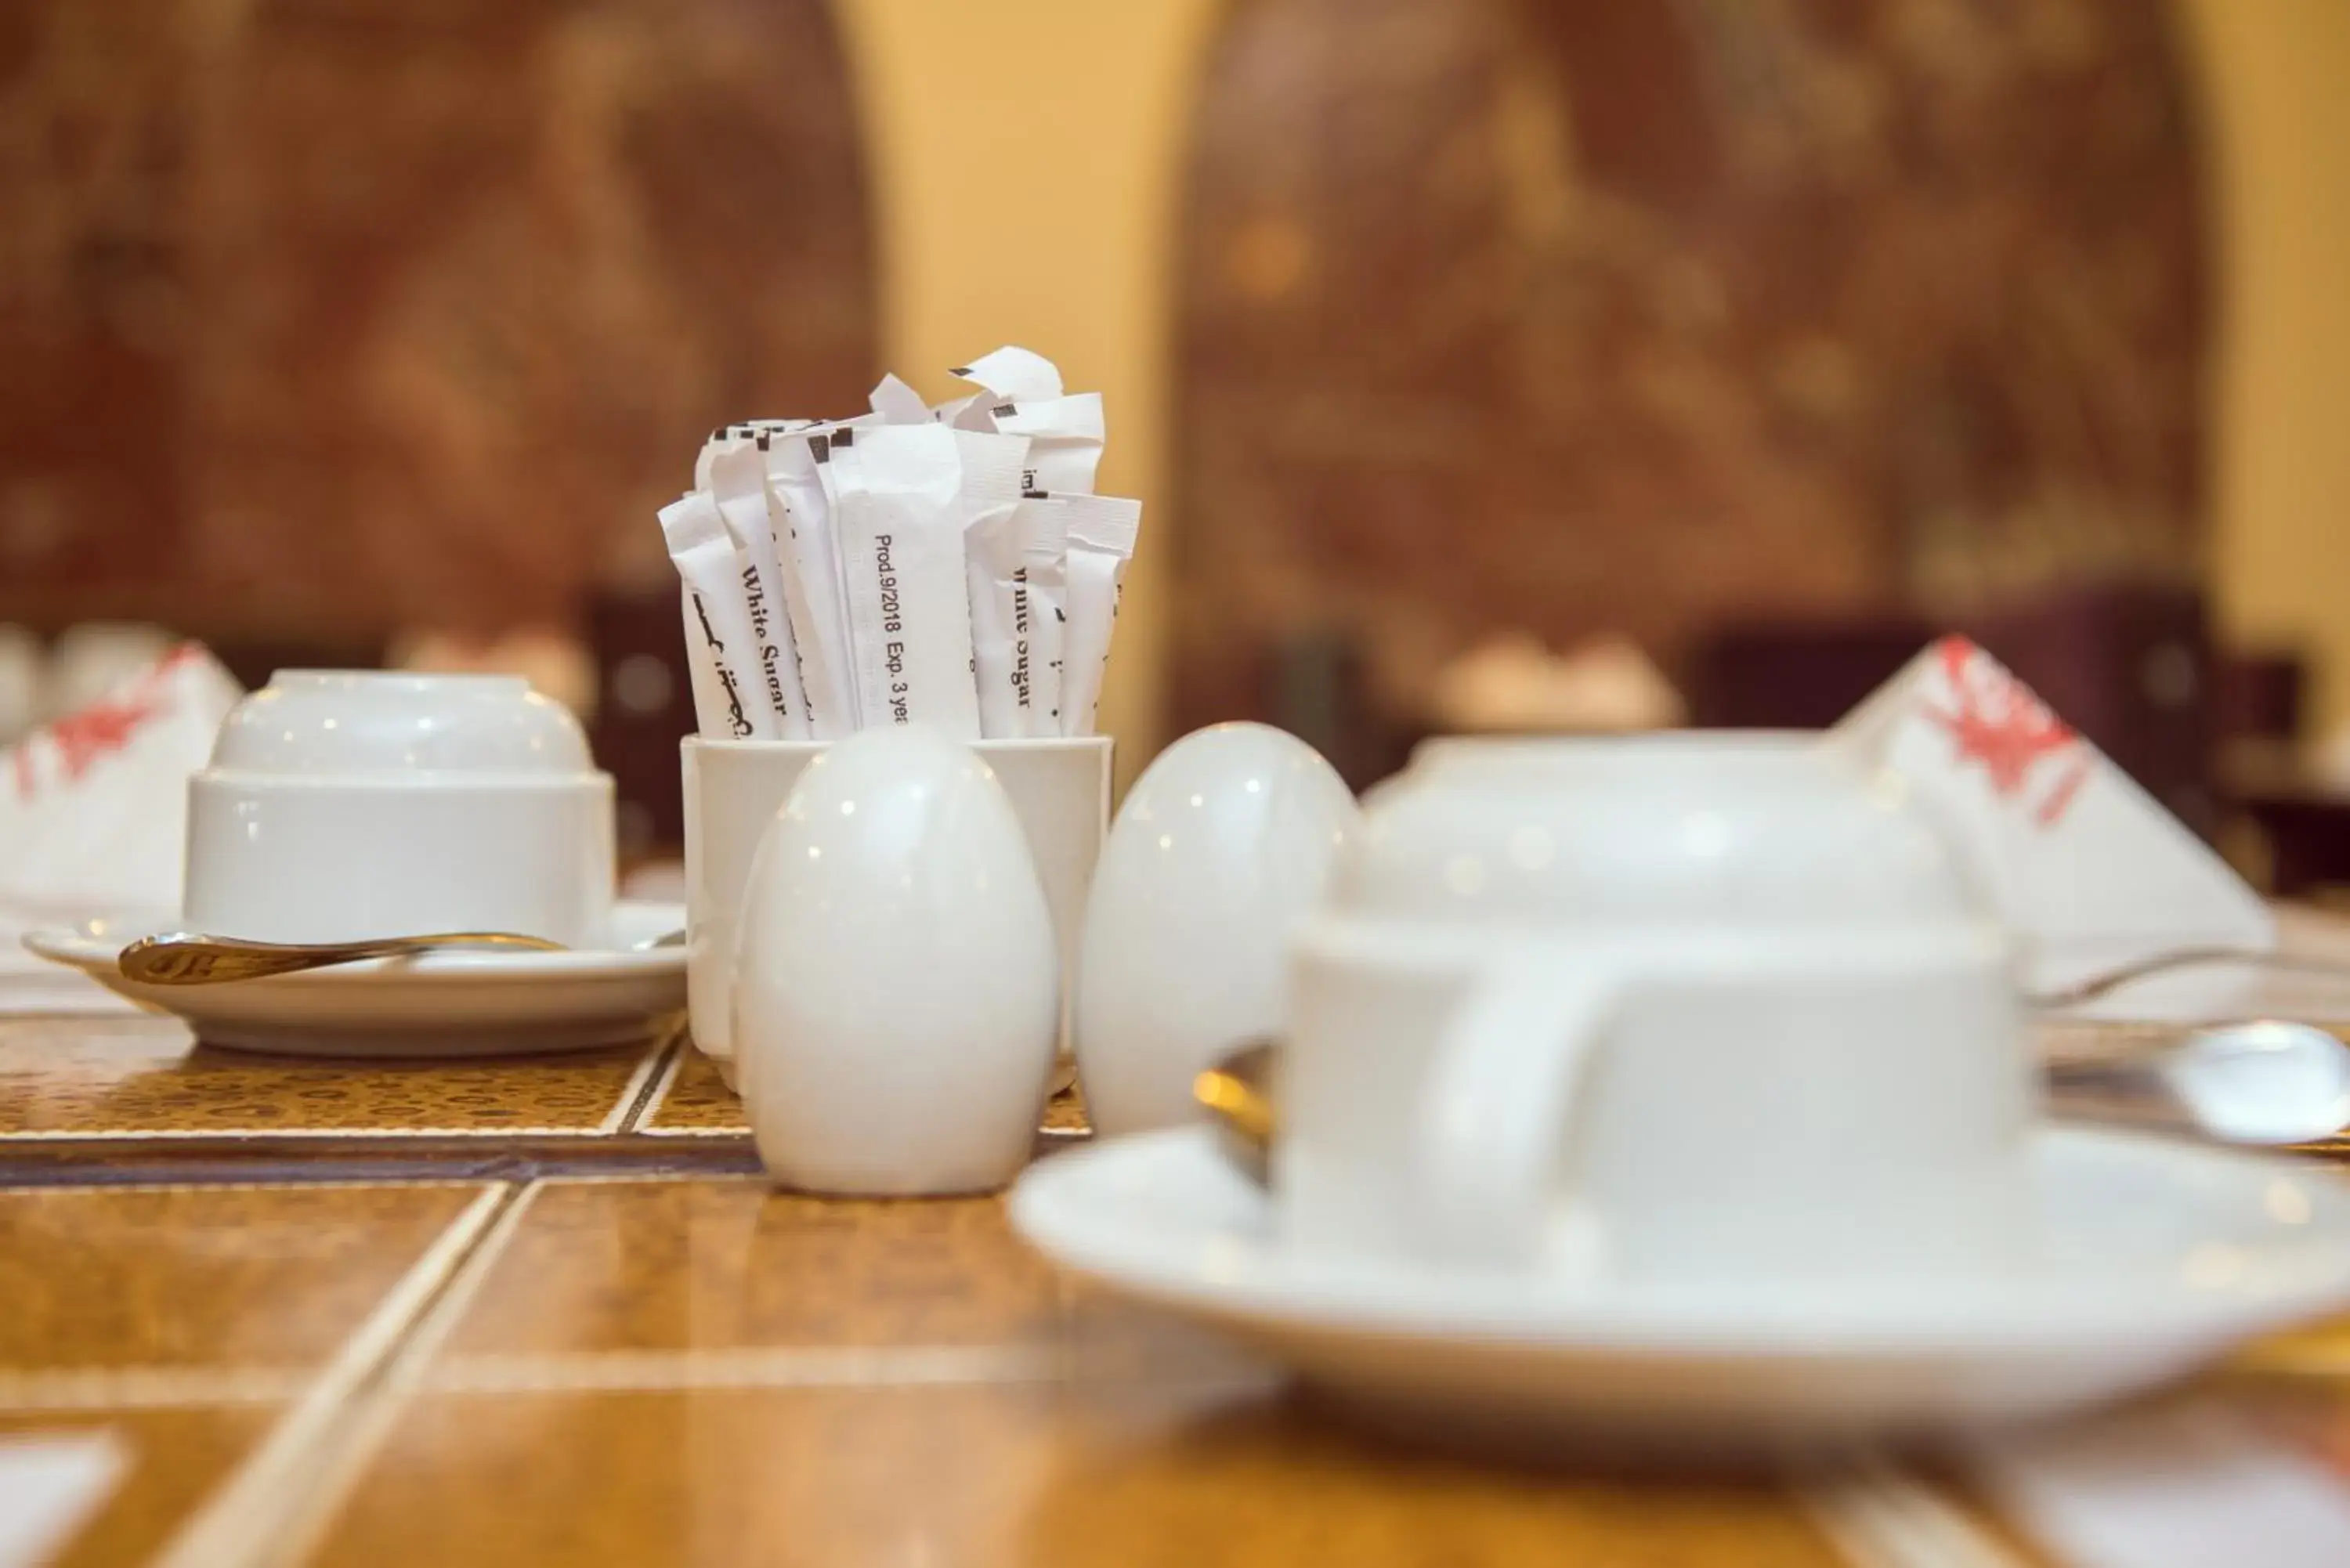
[1075,723,1358,1136]
[734,725,1059,1195]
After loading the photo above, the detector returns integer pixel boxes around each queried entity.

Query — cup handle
[1413,954,1623,1266]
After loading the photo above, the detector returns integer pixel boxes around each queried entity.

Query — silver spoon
[119,925,688,985]
[2048,1019,2350,1145]
[121,930,568,985]
[1197,1021,2350,1188]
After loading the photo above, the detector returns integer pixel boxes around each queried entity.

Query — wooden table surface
[5,1009,2350,1566]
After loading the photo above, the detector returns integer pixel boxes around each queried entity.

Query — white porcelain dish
[1011,1125,2350,1452]
[24,901,682,1058]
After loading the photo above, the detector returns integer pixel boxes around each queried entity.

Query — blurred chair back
[586,591,695,858]
[1688,620,1933,733]
[2214,651,2305,748]
[1689,586,2218,840]
[203,636,387,694]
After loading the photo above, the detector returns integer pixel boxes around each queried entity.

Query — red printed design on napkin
[10,644,201,803]
[1919,637,2090,829]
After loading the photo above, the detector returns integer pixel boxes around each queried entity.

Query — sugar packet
[1014,494,1071,737]
[659,490,772,739]
[964,502,1029,739]
[964,394,1106,495]
[946,351,1105,494]
[707,439,812,739]
[1055,495,1141,737]
[695,420,814,491]
[868,374,931,425]
[962,461,1061,739]
[763,430,861,737]
[830,425,996,737]
[948,345,1065,403]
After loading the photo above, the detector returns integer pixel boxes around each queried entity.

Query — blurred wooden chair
[584,590,695,858]
[2215,651,2305,749]
[1687,619,1932,733]
[201,636,388,692]
[1688,585,2220,840]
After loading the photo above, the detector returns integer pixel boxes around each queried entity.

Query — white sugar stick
[959,432,1038,739]
[966,504,1027,739]
[677,584,732,740]
[830,425,985,737]
[948,345,1066,403]
[765,432,860,737]
[696,420,813,491]
[1016,496,1071,737]
[708,439,812,738]
[946,349,1105,494]
[1055,495,1141,737]
[955,393,1106,495]
[660,491,773,739]
[869,373,931,425]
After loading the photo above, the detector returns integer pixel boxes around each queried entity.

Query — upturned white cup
[1281,733,2031,1284]
[184,671,614,945]
[684,735,1111,1070]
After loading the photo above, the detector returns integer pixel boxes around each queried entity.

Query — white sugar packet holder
[1831,637,2275,1011]
[671,347,1127,745]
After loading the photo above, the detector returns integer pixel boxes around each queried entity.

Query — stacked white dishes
[27,670,683,1056]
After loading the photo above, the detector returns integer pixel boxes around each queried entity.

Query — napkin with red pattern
[0,645,243,1013]
[1832,637,2273,1000]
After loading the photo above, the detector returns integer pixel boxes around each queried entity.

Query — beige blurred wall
[833,0,1221,784]
[2183,0,2350,741]
[840,0,2350,765]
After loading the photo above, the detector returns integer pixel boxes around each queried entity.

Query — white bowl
[184,671,614,944]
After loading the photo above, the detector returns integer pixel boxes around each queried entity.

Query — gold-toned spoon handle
[118,930,567,985]
[1195,1039,1279,1187]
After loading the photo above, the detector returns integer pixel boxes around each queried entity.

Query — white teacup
[684,735,1111,1068]
[184,671,614,945]
[1279,733,2030,1284]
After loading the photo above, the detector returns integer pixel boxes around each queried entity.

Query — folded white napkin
[0,645,242,1014]
[1831,637,2273,998]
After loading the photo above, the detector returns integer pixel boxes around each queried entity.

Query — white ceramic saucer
[23,901,685,1058]
[1011,1126,2350,1453]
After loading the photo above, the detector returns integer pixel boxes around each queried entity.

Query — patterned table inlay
[635,1046,746,1134]
[0,1017,669,1140]
[639,1048,1089,1137]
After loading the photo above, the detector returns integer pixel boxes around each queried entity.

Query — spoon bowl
[2155,1021,2350,1145]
